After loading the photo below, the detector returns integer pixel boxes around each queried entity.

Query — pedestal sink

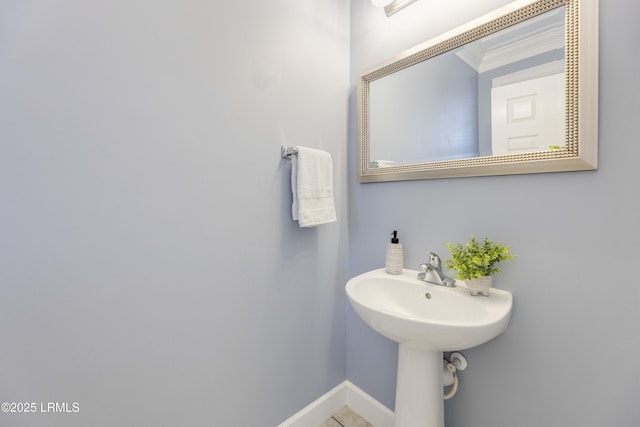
[346,268,513,427]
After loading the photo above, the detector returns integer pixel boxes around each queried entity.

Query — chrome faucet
[418,252,456,287]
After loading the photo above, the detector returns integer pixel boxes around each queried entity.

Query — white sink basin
[346,268,513,426]
[346,268,513,351]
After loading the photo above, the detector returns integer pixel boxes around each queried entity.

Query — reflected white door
[491,72,565,155]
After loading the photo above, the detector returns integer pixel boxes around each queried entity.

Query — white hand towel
[291,146,337,227]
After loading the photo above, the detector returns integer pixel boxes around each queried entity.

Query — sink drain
[425,292,431,299]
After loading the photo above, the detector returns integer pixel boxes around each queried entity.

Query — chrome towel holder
[281,146,298,159]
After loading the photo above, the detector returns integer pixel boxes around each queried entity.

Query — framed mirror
[357,0,598,182]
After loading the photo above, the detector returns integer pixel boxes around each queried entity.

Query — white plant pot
[466,276,493,296]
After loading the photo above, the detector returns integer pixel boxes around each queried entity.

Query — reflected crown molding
[456,9,565,72]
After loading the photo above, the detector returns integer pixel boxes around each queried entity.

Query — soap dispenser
[385,230,403,275]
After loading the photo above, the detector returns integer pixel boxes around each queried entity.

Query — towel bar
[281,146,298,159]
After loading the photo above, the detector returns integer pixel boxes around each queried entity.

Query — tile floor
[319,406,374,427]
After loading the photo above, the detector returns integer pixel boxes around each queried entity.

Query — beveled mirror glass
[357,0,598,182]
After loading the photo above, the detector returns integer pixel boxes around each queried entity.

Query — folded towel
[370,160,396,168]
[291,146,337,227]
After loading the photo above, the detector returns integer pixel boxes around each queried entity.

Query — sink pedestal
[394,345,444,427]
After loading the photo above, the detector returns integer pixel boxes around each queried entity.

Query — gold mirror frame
[357,0,598,182]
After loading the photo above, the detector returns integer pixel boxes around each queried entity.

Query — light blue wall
[370,53,479,163]
[348,1,640,426]
[0,1,349,426]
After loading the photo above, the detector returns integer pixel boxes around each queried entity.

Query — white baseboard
[276,382,347,427]
[277,381,394,427]
[344,382,395,427]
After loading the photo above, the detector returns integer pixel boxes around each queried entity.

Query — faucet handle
[426,251,442,269]
[417,263,428,280]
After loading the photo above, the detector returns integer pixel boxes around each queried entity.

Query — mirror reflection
[368,6,566,168]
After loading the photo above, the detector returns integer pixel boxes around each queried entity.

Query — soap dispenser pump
[385,230,403,275]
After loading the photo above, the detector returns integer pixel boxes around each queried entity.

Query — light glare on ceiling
[371,0,394,7]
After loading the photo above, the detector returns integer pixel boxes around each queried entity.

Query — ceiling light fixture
[372,0,419,17]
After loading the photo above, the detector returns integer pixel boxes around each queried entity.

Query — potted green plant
[445,236,516,296]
